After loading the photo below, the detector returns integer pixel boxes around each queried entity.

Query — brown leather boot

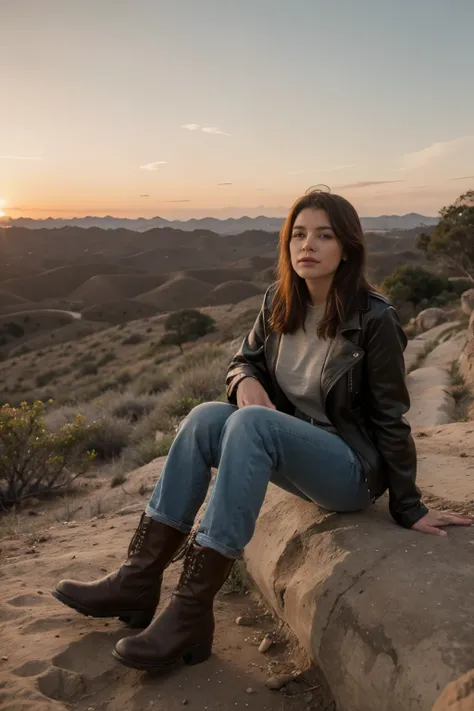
[52,514,187,628]
[112,543,234,670]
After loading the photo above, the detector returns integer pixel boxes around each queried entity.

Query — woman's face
[289,208,344,282]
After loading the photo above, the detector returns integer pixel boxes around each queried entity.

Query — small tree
[417,190,474,282]
[160,309,216,354]
[0,401,99,510]
[381,265,451,309]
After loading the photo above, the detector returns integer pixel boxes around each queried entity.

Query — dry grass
[407,340,438,374]
[449,361,474,422]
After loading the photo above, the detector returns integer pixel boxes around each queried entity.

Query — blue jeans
[146,402,371,559]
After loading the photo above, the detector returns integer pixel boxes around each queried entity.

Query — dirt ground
[0,504,334,711]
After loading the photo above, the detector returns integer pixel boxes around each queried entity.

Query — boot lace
[176,541,205,591]
[127,513,151,557]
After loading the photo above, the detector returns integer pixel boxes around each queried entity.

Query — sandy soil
[0,505,333,711]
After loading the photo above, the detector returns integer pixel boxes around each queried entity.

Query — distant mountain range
[0,213,439,234]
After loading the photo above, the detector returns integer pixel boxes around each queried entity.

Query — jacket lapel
[321,306,365,408]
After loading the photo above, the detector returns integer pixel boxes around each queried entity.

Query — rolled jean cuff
[195,532,241,560]
[145,506,193,534]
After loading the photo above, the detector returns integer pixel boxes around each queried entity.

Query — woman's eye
[292,232,305,239]
[320,233,333,240]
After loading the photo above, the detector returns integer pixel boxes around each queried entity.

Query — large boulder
[244,424,474,711]
[415,308,450,334]
[432,669,474,710]
[460,288,474,316]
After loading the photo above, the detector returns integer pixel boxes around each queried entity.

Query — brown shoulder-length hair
[270,189,374,339]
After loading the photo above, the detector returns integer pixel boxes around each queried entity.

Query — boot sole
[51,589,154,628]
[112,639,213,671]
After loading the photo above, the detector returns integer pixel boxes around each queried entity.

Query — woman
[53,189,472,672]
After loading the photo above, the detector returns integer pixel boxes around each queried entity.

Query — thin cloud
[202,126,231,136]
[140,161,168,171]
[338,180,404,189]
[400,136,474,171]
[449,175,474,181]
[139,194,150,197]
[218,182,233,186]
[181,123,231,136]
[165,199,191,203]
[0,155,42,160]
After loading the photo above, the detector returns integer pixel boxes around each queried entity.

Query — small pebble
[266,673,297,690]
[1,656,8,661]
[182,700,189,706]
[246,688,254,694]
[258,634,273,654]
[235,616,255,626]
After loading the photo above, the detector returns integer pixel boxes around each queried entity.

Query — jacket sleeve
[226,288,274,405]
[364,305,429,528]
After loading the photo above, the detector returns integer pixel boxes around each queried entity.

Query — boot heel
[119,610,154,628]
[183,639,213,666]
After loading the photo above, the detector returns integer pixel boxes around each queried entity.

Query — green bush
[0,401,97,509]
[381,265,451,309]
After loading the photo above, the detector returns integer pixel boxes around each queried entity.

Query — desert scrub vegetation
[0,400,98,510]
[122,332,145,345]
[104,392,157,423]
[449,361,474,421]
[135,370,170,395]
[44,403,132,460]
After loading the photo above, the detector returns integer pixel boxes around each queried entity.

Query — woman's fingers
[438,512,472,526]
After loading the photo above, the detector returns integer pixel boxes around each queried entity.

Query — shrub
[172,361,228,402]
[110,472,126,488]
[97,351,116,366]
[0,401,97,509]
[36,369,63,388]
[44,404,132,460]
[79,362,99,377]
[135,371,170,395]
[381,265,450,310]
[174,344,225,374]
[5,322,24,338]
[115,371,133,387]
[108,393,156,422]
[166,396,203,419]
[130,436,173,465]
[122,333,144,345]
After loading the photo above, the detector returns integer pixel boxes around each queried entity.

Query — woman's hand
[236,377,276,410]
[411,509,473,537]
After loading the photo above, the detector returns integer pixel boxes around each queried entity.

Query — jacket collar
[339,290,369,334]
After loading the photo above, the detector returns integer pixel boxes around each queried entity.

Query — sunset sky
[1,0,473,220]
